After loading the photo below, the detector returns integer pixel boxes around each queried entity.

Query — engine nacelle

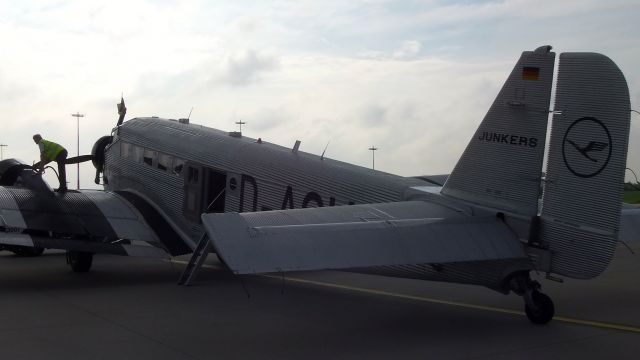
[0,158,53,193]
[91,136,113,184]
[0,158,31,186]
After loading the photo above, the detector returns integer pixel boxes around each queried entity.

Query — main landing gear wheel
[66,251,94,273]
[508,271,556,324]
[524,291,555,324]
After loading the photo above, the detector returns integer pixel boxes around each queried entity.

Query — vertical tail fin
[442,46,555,216]
[540,53,630,279]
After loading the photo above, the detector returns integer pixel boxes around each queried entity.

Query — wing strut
[178,233,212,286]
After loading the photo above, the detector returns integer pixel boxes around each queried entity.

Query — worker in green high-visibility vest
[32,134,68,192]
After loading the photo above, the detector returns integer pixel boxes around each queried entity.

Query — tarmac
[1,242,639,360]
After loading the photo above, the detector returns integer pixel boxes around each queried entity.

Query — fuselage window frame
[173,158,185,177]
[158,153,172,172]
[121,142,131,159]
[132,145,144,163]
[143,149,156,166]
[120,142,185,179]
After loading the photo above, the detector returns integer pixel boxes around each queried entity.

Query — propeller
[65,154,94,164]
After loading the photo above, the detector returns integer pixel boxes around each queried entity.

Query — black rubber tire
[11,246,45,257]
[525,291,555,324]
[66,251,94,273]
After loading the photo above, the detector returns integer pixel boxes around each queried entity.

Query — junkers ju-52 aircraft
[0,46,636,324]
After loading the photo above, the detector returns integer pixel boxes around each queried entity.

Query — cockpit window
[132,146,144,163]
[121,142,131,159]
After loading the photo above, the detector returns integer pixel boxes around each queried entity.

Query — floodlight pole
[71,112,84,189]
[0,144,6,160]
[235,120,246,133]
[369,146,378,170]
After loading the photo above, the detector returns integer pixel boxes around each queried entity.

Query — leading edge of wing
[202,202,527,274]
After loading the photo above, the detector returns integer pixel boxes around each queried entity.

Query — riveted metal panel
[115,118,423,206]
[442,47,555,215]
[82,190,159,243]
[356,258,531,290]
[8,188,116,238]
[0,186,171,255]
[104,148,197,242]
[0,186,26,228]
[203,203,526,274]
[0,232,33,247]
[541,52,630,279]
[107,117,427,247]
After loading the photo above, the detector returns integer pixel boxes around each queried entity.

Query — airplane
[0,45,636,325]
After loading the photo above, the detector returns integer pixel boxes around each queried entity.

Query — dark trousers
[55,149,68,190]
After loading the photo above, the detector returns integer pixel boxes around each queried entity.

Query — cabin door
[183,163,227,222]
[203,168,226,213]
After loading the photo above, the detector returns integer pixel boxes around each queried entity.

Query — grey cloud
[0,72,37,103]
[358,102,417,128]
[359,105,388,126]
[393,40,421,59]
[222,50,279,86]
[247,107,292,132]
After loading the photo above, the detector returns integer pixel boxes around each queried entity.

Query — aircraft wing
[0,187,175,258]
[202,201,528,274]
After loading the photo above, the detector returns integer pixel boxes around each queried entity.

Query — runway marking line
[172,260,640,334]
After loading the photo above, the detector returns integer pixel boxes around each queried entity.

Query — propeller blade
[116,96,127,126]
[65,155,94,164]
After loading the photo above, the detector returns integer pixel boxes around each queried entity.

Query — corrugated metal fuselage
[102,117,530,290]
[103,118,429,248]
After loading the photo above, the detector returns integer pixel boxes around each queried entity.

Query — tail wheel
[66,251,94,273]
[525,291,555,324]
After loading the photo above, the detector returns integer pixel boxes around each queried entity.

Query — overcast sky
[0,0,638,189]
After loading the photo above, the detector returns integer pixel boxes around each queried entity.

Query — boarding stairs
[178,233,212,286]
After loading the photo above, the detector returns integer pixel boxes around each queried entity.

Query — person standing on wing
[32,134,68,192]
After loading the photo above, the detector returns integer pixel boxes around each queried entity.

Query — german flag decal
[522,66,540,81]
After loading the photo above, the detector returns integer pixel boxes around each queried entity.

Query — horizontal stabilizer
[202,202,527,274]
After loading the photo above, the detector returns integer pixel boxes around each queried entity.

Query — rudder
[540,52,630,279]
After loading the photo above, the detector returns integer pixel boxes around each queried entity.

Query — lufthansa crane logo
[562,117,612,178]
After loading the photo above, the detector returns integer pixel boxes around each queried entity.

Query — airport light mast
[71,112,84,189]
[235,120,246,133]
[369,146,378,170]
[0,144,6,160]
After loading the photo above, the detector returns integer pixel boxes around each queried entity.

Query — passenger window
[132,146,144,163]
[143,149,156,166]
[158,153,172,171]
[121,142,131,158]
[173,158,185,176]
